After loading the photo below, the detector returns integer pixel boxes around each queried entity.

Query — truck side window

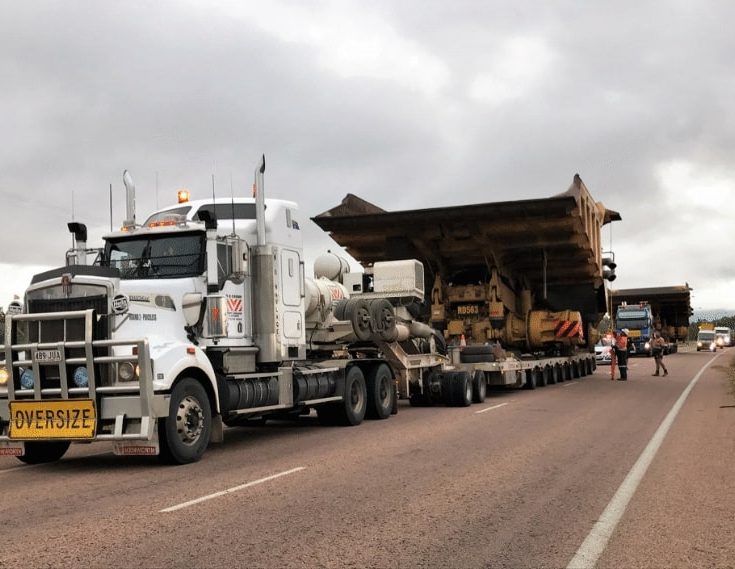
[216,242,233,287]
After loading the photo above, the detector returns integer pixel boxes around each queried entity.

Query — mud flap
[113,440,160,456]
[0,442,25,456]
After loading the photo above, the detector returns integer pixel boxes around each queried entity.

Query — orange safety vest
[616,335,628,351]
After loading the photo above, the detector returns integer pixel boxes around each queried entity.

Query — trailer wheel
[17,441,70,464]
[335,366,367,426]
[545,365,556,385]
[535,368,547,387]
[366,363,394,420]
[524,369,536,390]
[553,365,563,383]
[472,370,486,403]
[159,377,212,464]
[445,371,472,407]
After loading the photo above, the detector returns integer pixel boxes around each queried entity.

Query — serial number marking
[457,305,480,315]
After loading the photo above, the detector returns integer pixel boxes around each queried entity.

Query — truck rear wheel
[159,377,212,464]
[333,366,367,426]
[17,441,70,464]
[366,363,394,420]
[443,371,472,407]
[472,370,487,403]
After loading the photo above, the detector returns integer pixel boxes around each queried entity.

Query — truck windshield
[103,233,205,279]
[617,310,648,319]
[698,331,714,340]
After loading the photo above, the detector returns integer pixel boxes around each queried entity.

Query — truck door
[280,249,304,340]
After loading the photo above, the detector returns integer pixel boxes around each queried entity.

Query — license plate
[9,400,96,439]
[35,349,62,363]
[627,330,641,337]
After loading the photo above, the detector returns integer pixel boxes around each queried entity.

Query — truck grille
[18,296,110,391]
[28,295,108,317]
[26,295,108,343]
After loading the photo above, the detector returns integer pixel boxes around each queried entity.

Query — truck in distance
[714,326,731,348]
[696,329,718,351]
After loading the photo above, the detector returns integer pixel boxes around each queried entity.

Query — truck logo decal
[227,298,243,312]
[112,294,130,315]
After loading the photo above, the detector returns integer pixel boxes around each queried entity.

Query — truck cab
[615,303,655,356]
[714,326,731,348]
[696,330,717,351]
[0,163,435,465]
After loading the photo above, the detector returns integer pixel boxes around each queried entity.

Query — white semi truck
[0,158,456,464]
[0,158,597,465]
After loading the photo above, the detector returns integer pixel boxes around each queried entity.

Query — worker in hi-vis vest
[615,329,630,381]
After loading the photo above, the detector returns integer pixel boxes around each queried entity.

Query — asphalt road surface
[2,349,734,569]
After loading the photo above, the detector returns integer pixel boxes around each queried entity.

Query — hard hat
[622,328,629,334]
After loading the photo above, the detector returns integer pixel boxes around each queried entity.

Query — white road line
[474,402,510,414]
[160,466,306,513]
[566,352,722,569]
[563,381,580,388]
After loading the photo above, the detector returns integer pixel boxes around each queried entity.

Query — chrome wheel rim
[176,395,204,446]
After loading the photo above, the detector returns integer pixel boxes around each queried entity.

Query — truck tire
[333,299,349,321]
[524,369,536,390]
[535,368,547,387]
[545,365,556,385]
[366,363,394,420]
[472,370,487,403]
[369,299,398,342]
[17,441,70,464]
[158,377,212,464]
[346,299,372,342]
[334,366,367,426]
[447,371,472,407]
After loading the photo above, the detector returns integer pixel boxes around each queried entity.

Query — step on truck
[0,157,458,465]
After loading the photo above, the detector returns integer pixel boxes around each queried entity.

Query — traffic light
[602,253,617,281]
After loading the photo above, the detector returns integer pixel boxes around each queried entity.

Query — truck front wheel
[159,377,212,464]
[17,441,70,464]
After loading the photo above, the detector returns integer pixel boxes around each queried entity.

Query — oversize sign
[9,400,96,439]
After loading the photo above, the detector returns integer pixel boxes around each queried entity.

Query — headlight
[697,341,702,347]
[72,366,89,388]
[644,342,651,350]
[20,368,35,389]
[0,366,8,386]
[118,361,137,382]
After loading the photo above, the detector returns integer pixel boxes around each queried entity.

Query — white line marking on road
[566,352,722,569]
[475,402,510,414]
[563,381,580,388]
[160,466,306,512]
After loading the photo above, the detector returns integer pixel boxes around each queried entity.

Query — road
[1,349,733,569]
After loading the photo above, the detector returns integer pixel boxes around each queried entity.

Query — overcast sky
[1,1,734,312]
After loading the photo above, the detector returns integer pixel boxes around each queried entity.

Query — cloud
[1,1,735,311]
